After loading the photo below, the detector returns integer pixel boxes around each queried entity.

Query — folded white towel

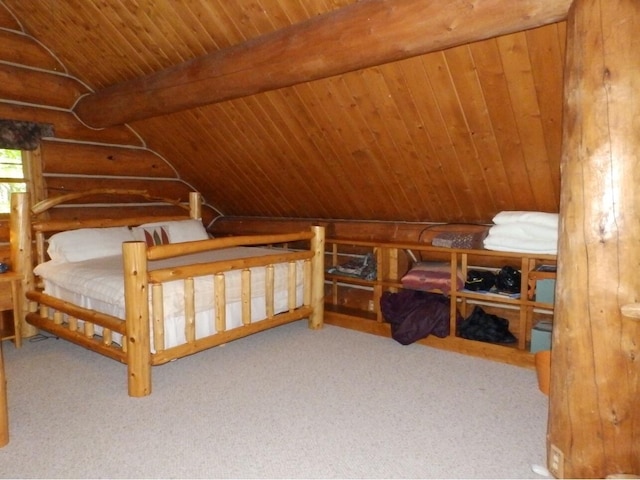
[487,223,557,242]
[483,235,557,254]
[492,211,558,229]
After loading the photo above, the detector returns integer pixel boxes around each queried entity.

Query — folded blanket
[492,211,558,229]
[487,223,557,242]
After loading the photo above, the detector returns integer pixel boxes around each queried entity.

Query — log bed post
[122,241,151,397]
[308,225,325,330]
[9,192,38,339]
[550,0,640,477]
[189,192,201,220]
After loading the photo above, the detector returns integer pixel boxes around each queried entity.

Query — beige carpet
[1,321,549,479]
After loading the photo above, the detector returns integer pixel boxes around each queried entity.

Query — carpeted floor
[1,321,549,479]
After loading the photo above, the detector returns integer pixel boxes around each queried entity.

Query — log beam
[74,0,571,128]
[550,0,640,477]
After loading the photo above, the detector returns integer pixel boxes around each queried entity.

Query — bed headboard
[27,189,201,265]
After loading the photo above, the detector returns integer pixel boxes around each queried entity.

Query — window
[0,148,26,214]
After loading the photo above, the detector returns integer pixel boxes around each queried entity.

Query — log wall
[0,23,219,265]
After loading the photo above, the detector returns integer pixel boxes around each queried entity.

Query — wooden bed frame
[9,190,325,397]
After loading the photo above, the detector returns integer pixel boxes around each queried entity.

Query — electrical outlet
[367,299,375,312]
[549,444,564,478]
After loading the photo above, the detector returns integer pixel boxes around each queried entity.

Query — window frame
[0,147,40,218]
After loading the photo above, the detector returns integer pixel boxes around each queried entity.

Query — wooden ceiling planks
[468,38,535,212]
[73,0,571,127]
[497,31,559,212]
[394,57,453,220]
[3,0,566,223]
[443,45,506,215]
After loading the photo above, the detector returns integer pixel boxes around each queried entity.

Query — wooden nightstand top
[0,271,22,283]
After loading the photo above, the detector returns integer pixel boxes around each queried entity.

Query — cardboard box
[531,320,553,353]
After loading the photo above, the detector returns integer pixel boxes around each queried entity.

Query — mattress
[34,246,305,350]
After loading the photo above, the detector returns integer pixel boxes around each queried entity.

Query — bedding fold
[483,210,559,254]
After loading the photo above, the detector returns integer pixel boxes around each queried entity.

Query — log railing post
[550,0,640,477]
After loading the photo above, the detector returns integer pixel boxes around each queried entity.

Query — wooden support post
[550,0,640,477]
[308,226,325,330]
[9,193,37,339]
[122,241,151,397]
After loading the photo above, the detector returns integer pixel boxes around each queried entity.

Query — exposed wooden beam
[74,0,572,128]
[550,0,640,477]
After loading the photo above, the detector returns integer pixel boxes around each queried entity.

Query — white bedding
[34,246,305,350]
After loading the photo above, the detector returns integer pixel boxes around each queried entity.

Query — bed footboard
[121,226,324,396]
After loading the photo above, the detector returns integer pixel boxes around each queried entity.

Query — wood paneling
[2,0,564,224]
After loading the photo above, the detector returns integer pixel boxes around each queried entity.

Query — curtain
[0,119,55,150]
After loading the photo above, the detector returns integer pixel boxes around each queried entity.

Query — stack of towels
[483,211,559,254]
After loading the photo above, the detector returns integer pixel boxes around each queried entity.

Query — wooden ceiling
[3,0,566,223]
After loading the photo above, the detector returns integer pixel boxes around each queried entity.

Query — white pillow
[47,226,135,263]
[134,219,209,244]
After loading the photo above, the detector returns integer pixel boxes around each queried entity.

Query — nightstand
[0,271,22,348]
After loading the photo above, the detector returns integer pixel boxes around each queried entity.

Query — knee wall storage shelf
[323,238,556,368]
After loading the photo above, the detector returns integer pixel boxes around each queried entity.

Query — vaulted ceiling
[3,0,567,223]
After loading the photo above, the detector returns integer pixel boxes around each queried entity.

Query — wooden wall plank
[0,64,87,109]
[0,103,143,146]
[41,141,175,178]
[0,30,63,72]
[0,3,21,30]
